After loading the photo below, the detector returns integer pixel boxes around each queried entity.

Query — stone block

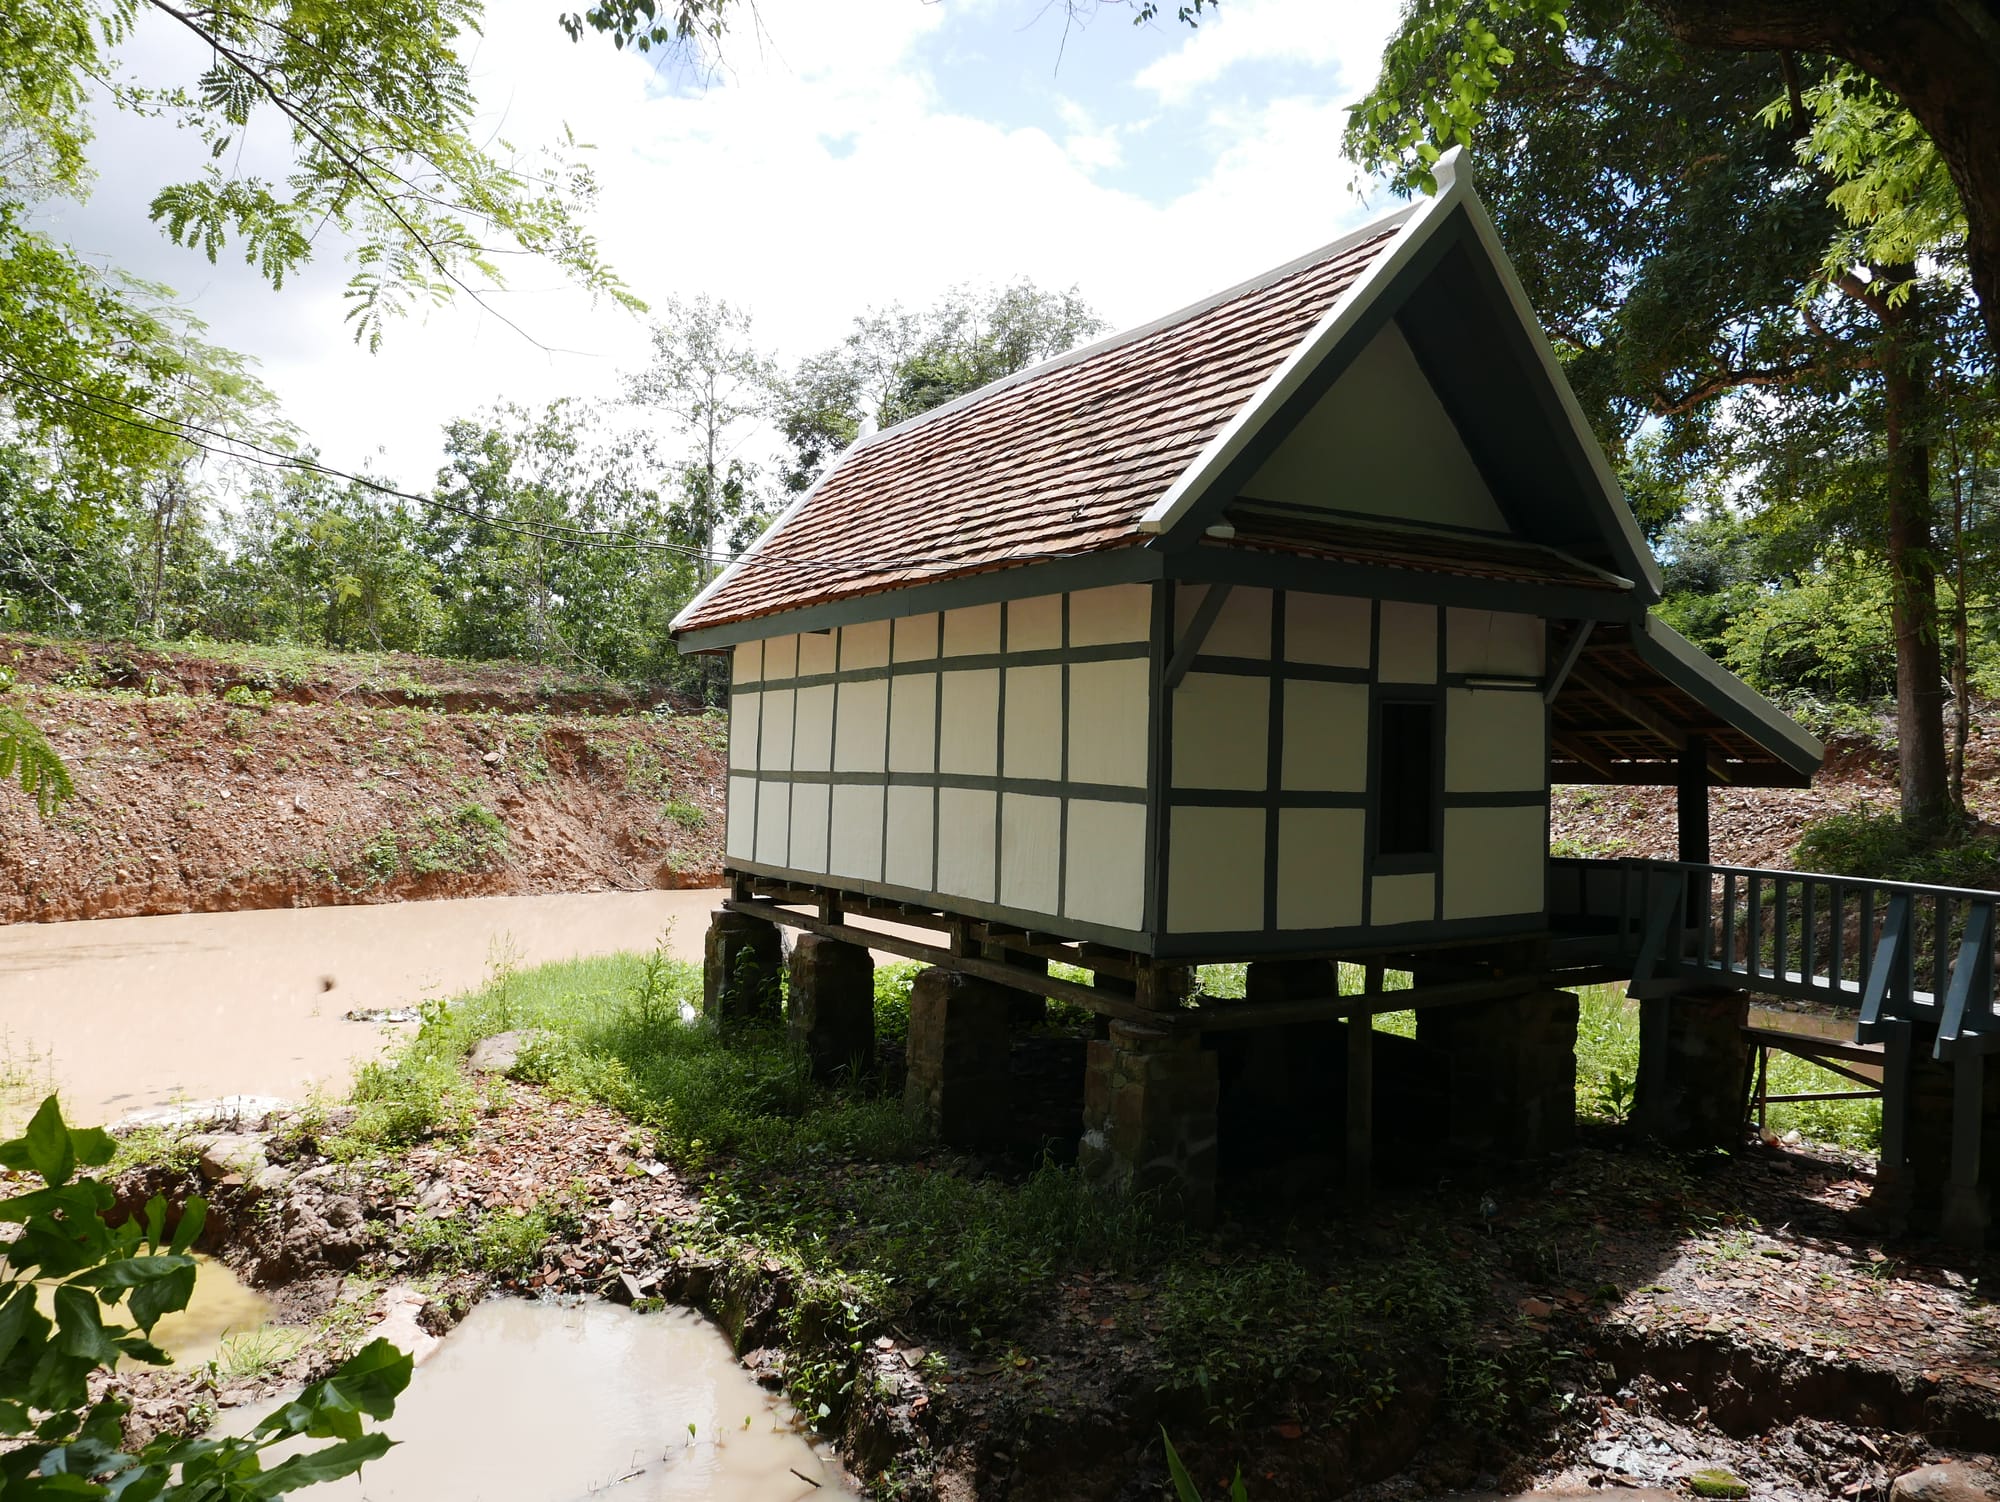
[1078,1020,1218,1225]
[903,967,1011,1148]
[1631,988,1750,1150]
[703,908,782,1031]
[1417,988,1578,1158]
[787,933,875,1082]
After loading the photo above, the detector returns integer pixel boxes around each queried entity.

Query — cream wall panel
[1445,689,1545,792]
[726,776,756,861]
[936,788,997,902]
[1067,659,1150,788]
[733,640,762,684]
[1007,594,1062,653]
[1175,585,1271,660]
[829,785,884,882]
[728,691,761,772]
[789,782,830,873]
[887,673,938,774]
[1167,805,1265,933]
[758,688,795,773]
[1445,609,1543,678]
[939,669,1000,775]
[893,613,939,662]
[1377,602,1438,683]
[884,785,935,891]
[1069,584,1151,646]
[764,634,799,681]
[1276,808,1365,929]
[754,781,791,867]
[999,793,1062,915]
[943,603,1002,656]
[1064,801,1146,931]
[797,631,837,677]
[1280,680,1369,791]
[841,618,891,671]
[1242,323,1509,532]
[833,680,888,773]
[793,684,834,772]
[1444,805,1546,919]
[1172,674,1269,791]
[1003,665,1063,782]
[1371,871,1435,926]
[1285,593,1371,669]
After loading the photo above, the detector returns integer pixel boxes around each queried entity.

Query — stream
[0,888,727,1121]
[222,1298,852,1500]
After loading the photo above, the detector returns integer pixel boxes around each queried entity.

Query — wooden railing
[1548,856,2000,1061]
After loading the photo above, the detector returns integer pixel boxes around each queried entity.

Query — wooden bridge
[1550,855,1999,1240]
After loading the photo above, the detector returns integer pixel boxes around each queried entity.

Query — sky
[41,0,1406,489]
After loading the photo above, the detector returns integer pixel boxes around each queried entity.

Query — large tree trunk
[1645,1,2000,358]
[1881,307,1955,833]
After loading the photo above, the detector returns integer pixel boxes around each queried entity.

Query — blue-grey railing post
[1944,1049,1989,1246]
[1829,886,1844,997]
[1879,1017,1912,1174]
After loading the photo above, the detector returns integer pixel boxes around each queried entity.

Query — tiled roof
[1212,514,1629,592]
[674,221,1409,633]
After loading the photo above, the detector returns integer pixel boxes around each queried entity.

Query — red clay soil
[1,638,726,924]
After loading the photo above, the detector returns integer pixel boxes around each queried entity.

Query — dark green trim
[676,550,1165,653]
[1151,911,1547,964]
[741,639,1149,693]
[1144,579,1171,935]
[1166,545,1638,623]
[723,860,1159,956]
[1158,211,1464,548]
[1443,789,1545,808]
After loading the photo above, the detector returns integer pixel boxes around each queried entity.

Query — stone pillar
[1892,1040,2000,1246]
[903,967,1011,1148]
[1417,988,1579,1158]
[1079,1021,1219,1225]
[786,933,875,1082]
[703,908,782,1031]
[1631,988,1751,1150]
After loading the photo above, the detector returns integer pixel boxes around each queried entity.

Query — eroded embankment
[101,1067,2000,1502]
[1,638,727,922]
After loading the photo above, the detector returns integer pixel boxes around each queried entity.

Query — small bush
[1794,809,2000,888]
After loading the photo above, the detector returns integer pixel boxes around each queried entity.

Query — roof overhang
[1550,617,1823,788]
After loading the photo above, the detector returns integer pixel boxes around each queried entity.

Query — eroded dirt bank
[105,1075,2000,1502]
[1,636,726,923]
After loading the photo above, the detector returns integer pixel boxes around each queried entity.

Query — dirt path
[0,888,726,1120]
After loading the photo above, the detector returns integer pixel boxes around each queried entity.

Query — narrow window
[1377,700,1437,858]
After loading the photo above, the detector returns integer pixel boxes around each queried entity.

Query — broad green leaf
[242,1433,395,1497]
[21,1098,76,1187]
[167,1198,207,1258]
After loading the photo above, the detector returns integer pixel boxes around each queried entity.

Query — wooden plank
[1347,961,1376,1204]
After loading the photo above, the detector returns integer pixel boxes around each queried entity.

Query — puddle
[224,1298,852,1500]
[30,1255,282,1370]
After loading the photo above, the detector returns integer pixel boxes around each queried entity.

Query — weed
[661,798,706,828]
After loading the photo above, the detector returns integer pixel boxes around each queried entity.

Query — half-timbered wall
[1161,586,1548,943]
[725,584,1155,943]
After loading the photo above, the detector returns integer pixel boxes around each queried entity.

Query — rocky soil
[95,1056,2000,1502]
[1,636,727,922]
[1549,726,2000,871]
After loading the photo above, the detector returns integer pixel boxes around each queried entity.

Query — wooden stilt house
[671,150,1822,965]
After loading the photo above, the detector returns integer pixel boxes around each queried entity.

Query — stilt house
[671,151,1821,963]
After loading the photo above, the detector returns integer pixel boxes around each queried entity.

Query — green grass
[1572,984,1881,1151]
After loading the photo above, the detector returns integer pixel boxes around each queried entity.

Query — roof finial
[1433,144,1467,194]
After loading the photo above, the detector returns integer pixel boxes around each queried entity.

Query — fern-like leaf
[0,705,75,817]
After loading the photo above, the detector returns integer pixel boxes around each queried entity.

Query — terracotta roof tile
[675,224,1405,633]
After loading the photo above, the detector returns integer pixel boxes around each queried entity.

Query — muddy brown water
[0,890,732,1122]
[222,1297,853,1499]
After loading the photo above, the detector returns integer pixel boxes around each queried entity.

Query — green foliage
[1718,558,1898,704]
[1794,809,2000,890]
[0,699,73,816]
[0,1095,410,1497]
[1162,1429,1248,1502]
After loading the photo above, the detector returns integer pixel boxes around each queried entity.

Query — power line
[1,355,1096,577]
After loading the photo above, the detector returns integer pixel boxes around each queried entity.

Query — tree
[624,296,777,586]
[1349,2,1982,834]
[1343,0,2000,358]
[773,280,1107,497]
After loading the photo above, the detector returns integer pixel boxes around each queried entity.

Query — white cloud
[1134,0,1400,107]
[41,0,1402,491]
